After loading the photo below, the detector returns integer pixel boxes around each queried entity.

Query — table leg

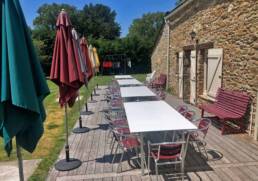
[140,133,145,175]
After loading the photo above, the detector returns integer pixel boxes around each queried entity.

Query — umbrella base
[88,100,97,103]
[73,127,90,134]
[80,110,94,115]
[55,158,81,171]
[92,93,100,96]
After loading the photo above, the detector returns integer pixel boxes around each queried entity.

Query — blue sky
[20,0,176,37]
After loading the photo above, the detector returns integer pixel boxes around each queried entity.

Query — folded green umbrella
[1,0,50,155]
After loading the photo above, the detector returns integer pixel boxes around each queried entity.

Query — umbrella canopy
[1,0,50,155]
[50,10,84,107]
[80,37,93,80]
[93,47,100,73]
[71,28,88,86]
[88,44,96,71]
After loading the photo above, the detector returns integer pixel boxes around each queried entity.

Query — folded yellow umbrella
[93,47,100,72]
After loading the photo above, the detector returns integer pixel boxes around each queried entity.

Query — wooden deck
[47,87,258,181]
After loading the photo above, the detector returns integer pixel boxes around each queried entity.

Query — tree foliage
[32,3,120,74]
[80,4,121,39]
[31,3,164,74]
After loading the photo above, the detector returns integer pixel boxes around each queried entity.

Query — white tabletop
[117,79,143,86]
[114,75,133,79]
[124,101,197,133]
[120,86,156,98]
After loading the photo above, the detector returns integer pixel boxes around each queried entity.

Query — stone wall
[151,24,169,78]
[153,0,258,135]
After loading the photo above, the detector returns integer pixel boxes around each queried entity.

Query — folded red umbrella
[50,10,84,107]
[80,36,93,80]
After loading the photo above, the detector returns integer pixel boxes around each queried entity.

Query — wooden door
[178,52,184,98]
[207,48,223,98]
[190,50,196,104]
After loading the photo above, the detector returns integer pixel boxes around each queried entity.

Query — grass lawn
[0,74,146,180]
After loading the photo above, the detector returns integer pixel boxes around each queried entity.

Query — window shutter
[207,48,223,98]
[178,52,184,98]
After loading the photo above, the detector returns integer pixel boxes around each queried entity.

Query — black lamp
[190,30,196,40]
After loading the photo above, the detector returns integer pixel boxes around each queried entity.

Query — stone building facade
[151,0,258,137]
[151,24,169,77]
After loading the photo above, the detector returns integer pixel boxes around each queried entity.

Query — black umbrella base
[92,93,100,96]
[55,158,81,171]
[80,110,94,115]
[73,127,90,134]
[88,100,97,103]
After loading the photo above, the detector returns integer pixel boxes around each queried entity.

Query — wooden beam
[183,42,214,51]
[198,42,214,49]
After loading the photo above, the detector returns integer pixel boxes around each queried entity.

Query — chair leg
[202,143,209,160]
[201,109,204,118]
[155,161,159,175]
[196,142,202,156]
[117,150,125,173]
[148,152,151,175]
[155,162,159,181]
[181,160,185,180]
[112,144,119,163]
[110,140,116,154]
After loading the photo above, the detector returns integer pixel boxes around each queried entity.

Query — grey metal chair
[189,118,211,159]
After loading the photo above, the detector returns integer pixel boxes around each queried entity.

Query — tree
[32,3,121,75]
[33,3,79,31]
[127,12,165,72]
[128,12,164,44]
[80,4,121,40]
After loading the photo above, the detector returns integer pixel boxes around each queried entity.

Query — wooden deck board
[48,87,258,181]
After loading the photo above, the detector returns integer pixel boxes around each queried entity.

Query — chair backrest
[183,110,196,122]
[215,88,250,117]
[198,118,211,138]
[150,70,156,80]
[177,105,188,114]
[158,74,167,84]
[154,141,186,160]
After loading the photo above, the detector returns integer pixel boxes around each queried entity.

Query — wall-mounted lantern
[190,30,196,40]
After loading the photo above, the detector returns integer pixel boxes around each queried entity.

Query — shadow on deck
[47,87,258,181]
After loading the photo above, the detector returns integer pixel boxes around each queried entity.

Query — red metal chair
[151,74,167,90]
[111,130,141,173]
[176,105,188,114]
[182,110,196,122]
[147,136,188,178]
[190,118,211,159]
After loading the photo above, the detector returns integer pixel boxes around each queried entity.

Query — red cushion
[150,144,182,160]
[121,137,140,149]
[117,127,130,134]
[112,119,128,126]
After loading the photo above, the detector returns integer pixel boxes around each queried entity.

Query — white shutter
[178,52,183,98]
[207,48,223,98]
[190,51,196,104]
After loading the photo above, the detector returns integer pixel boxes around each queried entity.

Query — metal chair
[111,129,141,173]
[147,133,189,179]
[189,118,211,159]
[182,110,196,122]
[176,105,188,114]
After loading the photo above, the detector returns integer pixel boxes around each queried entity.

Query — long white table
[114,75,133,79]
[123,101,197,175]
[117,79,143,86]
[120,86,156,98]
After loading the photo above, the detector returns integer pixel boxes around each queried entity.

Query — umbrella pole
[73,92,90,134]
[82,86,94,115]
[16,139,24,181]
[64,104,70,161]
[55,103,82,171]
